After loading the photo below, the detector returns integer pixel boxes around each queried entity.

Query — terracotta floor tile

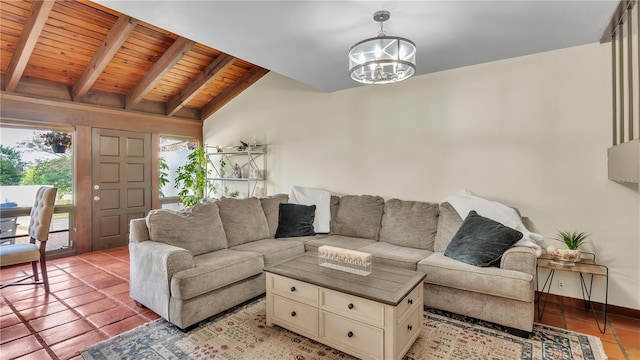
[112,292,136,306]
[75,298,118,317]
[600,340,625,360]
[50,330,107,360]
[100,282,129,297]
[63,264,103,277]
[29,309,80,332]
[54,285,95,300]
[3,287,48,302]
[11,293,57,311]
[140,309,161,321]
[88,276,126,290]
[0,302,11,316]
[19,301,69,321]
[39,319,94,346]
[0,312,22,329]
[0,322,31,344]
[0,335,43,360]
[62,291,106,308]
[48,279,85,293]
[86,306,136,328]
[47,273,77,285]
[609,314,640,332]
[625,346,640,359]
[615,327,640,349]
[565,318,617,343]
[50,257,86,269]
[535,313,565,329]
[101,314,149,337]
[13,348,54,360]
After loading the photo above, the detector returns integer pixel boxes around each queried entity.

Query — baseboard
[535,291,640,319]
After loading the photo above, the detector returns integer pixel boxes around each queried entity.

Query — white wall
[204,43,640,310]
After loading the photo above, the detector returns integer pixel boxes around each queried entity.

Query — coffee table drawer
[270,274,318,306]
[396,305,422,356]
[272,295,319,338]
[320,310,383,359]
[320,288,384,327]
[397,283,422,322]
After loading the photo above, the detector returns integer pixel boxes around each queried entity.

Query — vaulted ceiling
[0,0,269,122]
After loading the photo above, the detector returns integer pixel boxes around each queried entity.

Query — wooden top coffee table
[265,253,426,360]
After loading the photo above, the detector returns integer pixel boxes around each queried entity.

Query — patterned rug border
[82,296,608,360]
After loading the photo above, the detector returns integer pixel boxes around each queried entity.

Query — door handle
[93,196,101,201]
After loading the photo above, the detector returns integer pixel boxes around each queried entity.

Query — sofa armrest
[129,218,150,243]
[129,240,194,319]
[500,246,536,276]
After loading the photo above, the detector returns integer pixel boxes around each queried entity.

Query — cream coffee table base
[265,254,426,360]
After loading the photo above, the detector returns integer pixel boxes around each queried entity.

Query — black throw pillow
[275,203,316,238]
[444,210,523,267]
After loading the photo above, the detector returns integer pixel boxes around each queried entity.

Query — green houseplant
[40,131,72,153]
[174,146,215,207]
[547,231,589,265]
[556,231,589,250]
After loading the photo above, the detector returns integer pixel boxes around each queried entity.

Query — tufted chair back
[28,187,57,242]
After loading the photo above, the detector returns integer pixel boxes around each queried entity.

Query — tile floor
[0,246,638,360]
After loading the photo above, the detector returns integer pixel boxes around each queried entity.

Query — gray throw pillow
[260,194,289,238]
[275,203,316,238]
[444,210,523,267]
[146,201,227,255]
[380,199,439,250]
[216,197,270,247]
[331,195,384,240]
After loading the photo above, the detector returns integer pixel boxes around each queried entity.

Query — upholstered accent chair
[0,187,57,292]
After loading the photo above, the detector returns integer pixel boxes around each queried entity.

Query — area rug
[82,297,607,360]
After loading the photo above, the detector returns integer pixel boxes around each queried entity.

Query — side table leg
[578,272,608,334]
[536,269,555,321]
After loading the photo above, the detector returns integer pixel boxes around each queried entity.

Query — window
[159,137,198,211]
[0,126,74,253]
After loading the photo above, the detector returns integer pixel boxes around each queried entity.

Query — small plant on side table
[546,231,589,265]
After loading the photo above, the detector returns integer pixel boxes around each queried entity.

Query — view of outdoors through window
[0,127,73,252]
[159,137,197,211]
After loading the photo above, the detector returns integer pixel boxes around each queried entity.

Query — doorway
[91,129,151,250]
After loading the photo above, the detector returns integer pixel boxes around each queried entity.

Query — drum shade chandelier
[348,10,416,84]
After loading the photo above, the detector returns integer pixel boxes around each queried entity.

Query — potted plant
[40,131,72,153]
[174,145,215,207]
[546,231,589,265]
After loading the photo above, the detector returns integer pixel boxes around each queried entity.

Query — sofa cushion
[434,202,463,252]
[331,195,384,240]
[417,253,533,302]
[329,195,340,233]
[304,234,377,253]
[216,197,270,247]
[146,202,227,256]
[231,238,305,266]
[275,203,316,238]
[358,242,433,270]
[380,199,439,250]
[444,211,523,267]
[260,194,289,238]
[170,249,263,300]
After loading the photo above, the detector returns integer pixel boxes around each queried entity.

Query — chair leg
[32,261,40,281]
[40,257,50,292]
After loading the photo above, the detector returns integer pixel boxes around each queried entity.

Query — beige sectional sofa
[129,193,536,335]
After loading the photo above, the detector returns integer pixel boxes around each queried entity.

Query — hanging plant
[40,131,72,153]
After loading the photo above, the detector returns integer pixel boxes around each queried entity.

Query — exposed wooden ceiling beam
[200,66,269,120]
[72,16,138,102]
[3,0,55,92]
[125,37,195,109]
[167,54,236,116]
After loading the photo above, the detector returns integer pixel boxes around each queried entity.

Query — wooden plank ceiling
[0,0,269,122]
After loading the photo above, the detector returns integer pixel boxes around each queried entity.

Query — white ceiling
[96,1,618,93]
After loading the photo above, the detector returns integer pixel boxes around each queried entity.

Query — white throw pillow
[289,186,331,233]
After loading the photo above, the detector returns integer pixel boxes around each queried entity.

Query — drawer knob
[347,331,354,338]
[408,324,413,331]
[408,298,413,305]
[347,303,354,310]
[290,286,296,292]
[291,311,296,317]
